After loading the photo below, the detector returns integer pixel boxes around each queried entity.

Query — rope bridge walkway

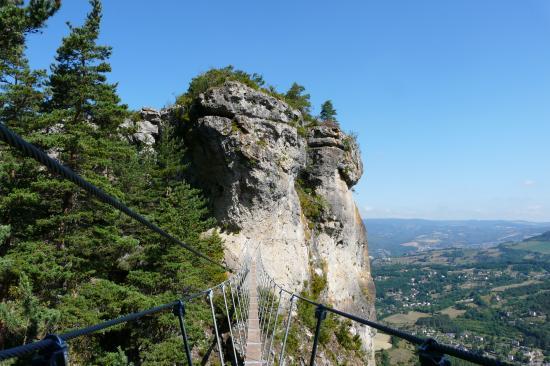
[0,122,512,366]
[244,262,262,365]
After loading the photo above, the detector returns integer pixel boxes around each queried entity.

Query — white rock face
[306,125,376,359]
[137,82,376,363]
[188,112,311,289]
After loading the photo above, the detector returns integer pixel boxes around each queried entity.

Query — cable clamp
[315,305,327,320]
[418,338,450,366]
[32,335,69,366]
[173,300,186,317]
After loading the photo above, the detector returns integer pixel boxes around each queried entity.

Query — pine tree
[1,0,60,75]
[47,0,126,127]
[1,2,227,363]
[285,82,311,116]
[1,0,59,129]
[0,0,61,354]
[0,0,141,358]
[319,100,337,123]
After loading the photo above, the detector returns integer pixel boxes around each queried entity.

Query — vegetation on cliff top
[175,65,339,126]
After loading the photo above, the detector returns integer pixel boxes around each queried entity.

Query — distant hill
[526,230,550,242]
[506,230,550,254]
[365,218,550,257]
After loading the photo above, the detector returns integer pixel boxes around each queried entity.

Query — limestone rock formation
[121,107,163,147]
[136,81,376,363]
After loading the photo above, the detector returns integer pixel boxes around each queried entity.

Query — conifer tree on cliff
[0,0,60,350]
[1,1,226,362]
[319,100,337,123]
[0,1,141,360]
[35,0,135,272]
[1,0,60,247]
[285,82,311,116]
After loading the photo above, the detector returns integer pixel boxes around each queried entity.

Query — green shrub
[295,180,328,228]
[342,131,359,152]
[0,225,10,244]
[311,269,328,299]
[284,83,311,116]
[336,320,362,351]
[178,66,265,104]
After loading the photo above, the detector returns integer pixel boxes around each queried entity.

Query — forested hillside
[0,1,225,364]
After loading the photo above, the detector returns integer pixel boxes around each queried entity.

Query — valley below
[371,239,549,365]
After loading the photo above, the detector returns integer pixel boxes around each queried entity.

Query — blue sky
[26,0,550,221]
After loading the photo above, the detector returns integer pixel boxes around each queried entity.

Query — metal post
[208,290,225,366]
[266,289,283,366]
[279,296,296,366]
[309,305,327,366]
[222,284,239,366]
[173,300,193,366]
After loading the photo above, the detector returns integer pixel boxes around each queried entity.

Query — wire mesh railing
[0,262,250,365]
[254,254,512,366]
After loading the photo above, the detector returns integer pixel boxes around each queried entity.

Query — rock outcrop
[136,81,376,363]
[121,107,164,148]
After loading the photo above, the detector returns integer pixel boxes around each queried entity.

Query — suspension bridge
[0,122,512,365]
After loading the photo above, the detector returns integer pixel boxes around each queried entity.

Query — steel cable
[0,122,230,273]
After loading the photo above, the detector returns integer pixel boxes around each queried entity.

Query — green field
[383,311,431,326]
[508,240,550,254]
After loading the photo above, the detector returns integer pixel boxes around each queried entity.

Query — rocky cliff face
[133,81,376,363]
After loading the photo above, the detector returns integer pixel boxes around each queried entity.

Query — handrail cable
[0,265,250,362]
[0,122,230,272]
[256,255,512,366]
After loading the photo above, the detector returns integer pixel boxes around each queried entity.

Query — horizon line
[362,217,550,224]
